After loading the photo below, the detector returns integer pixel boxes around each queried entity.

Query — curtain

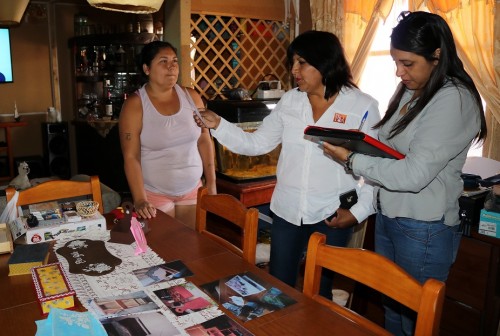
[309,0,393,82]
[419,0,499,159]
[310,0,344,39]
[344,0,394,83]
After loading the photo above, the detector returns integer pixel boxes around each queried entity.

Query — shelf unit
[68,32,158,123]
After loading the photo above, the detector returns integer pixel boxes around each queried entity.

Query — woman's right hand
[194,109,221,129]
[134,200,157,219]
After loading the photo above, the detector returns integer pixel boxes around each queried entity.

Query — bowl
[76,201,99,217]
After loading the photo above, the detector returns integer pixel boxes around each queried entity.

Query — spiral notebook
[304,126,405,160]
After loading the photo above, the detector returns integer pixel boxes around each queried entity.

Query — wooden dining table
[0,211,388,335]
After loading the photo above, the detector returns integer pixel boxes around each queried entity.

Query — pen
[358,111,368,131]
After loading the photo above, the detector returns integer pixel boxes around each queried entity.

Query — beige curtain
[310,0,344,39]
[344,0,394,83]
[418,0,499,160]
[309,0,393,82]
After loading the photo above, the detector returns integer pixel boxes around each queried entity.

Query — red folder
[304,126,405,160]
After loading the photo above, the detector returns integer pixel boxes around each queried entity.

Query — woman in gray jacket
[323,11,487,336]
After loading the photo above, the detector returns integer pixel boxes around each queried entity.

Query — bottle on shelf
[104,89,113,118]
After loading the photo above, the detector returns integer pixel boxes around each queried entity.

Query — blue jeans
[269,215,352,299]
[375,213,462,336]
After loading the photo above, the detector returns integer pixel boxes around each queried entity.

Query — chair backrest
[347,218,368,248]
[303,232,446,336]
[6,175,104,215]
[195,186,259,264]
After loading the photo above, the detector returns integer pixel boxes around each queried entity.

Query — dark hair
[139,40,177,73]
[287,30,357,100]
[376,11,486,141]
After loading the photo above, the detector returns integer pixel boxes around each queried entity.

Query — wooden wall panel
[192,0,285,21]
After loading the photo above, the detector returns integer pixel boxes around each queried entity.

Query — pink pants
[145,181,202,214]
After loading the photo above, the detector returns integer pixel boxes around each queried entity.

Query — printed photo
[132,260,194,287]
[88,290,160,319]
[201,272,297,322]
[185,314,254,336]
[153,282,217,317]
[101,311,183,336]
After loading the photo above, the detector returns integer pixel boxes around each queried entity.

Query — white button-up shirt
[211,87,380,225]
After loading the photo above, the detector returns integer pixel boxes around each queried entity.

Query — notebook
[8,242,50,276]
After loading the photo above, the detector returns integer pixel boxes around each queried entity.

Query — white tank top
[139,84,203,196]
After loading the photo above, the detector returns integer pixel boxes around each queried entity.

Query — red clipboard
[304,126,405,160]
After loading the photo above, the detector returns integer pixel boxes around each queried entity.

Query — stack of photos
[201,272,297,322]
[82,258,256,335]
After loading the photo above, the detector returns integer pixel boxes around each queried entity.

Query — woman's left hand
[321,141,351,163]
[206,182,217,195]
[325,208,358,229]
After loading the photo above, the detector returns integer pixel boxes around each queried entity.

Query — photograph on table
[132,260,194,287]
[88,290,160,320]
[100,311,183,336]
[185,314,255,336]
[152,282,218,317]
[201,272,297,322]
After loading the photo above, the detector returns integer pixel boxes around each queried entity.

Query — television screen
[0,28,13,83]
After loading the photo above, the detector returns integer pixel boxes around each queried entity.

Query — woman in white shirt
[197,30,380,298]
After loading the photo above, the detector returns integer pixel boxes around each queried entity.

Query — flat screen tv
[0,28,13,83]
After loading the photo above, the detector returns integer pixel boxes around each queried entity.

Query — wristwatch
[345,151,356,171]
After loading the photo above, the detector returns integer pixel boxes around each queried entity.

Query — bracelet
[345,152,356,171]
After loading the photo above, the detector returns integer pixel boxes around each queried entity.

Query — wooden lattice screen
[190,14,291,100]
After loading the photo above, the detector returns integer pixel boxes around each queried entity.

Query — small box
[31,262,76,315]
[478,209,500,238]
[26,212,106,244]
[63,210,82,223]
[0,223,13,254]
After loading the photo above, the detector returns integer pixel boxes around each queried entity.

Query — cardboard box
[478,209,500,238]
[0,223,13,254]
[26,212,106,244]
[31,262,76,315]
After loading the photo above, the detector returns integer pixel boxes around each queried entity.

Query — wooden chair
[6,175,104,215]
[303,232,446,336]
[195,186,259,264]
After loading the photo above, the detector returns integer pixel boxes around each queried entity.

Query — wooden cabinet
[216,178,276,207]
[440,234,500,336]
